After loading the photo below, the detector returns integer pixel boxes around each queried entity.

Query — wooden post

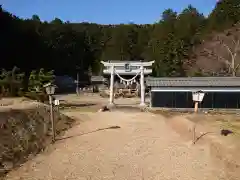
[193,101,198,144]
[49,95,56,142]
[192,124,196,144]
[194,101,199,113]
[192,91,205,145]
[149,89,152,108]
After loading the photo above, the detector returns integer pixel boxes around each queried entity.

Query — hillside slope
[186,23,240,76]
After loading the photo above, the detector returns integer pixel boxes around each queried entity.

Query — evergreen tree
[208,0,240,31]
[1,0,240,83]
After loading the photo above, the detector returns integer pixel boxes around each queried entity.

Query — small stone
[3,161,14,170]
[221,129,233,136]
[98,106,110,112]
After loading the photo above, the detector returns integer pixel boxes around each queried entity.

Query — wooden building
[146,77,240,109]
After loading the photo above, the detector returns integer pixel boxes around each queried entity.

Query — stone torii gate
[101,60,155,106]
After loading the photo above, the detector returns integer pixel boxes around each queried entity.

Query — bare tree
[204,36,240,76]
[222,38,240,76]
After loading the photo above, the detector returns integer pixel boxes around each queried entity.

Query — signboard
[192,91,205,102]
[125,63,131,72]
[54,99,60,106]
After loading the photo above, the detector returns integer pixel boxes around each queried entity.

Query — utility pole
[76,72,79,95]
[76,66,80,95]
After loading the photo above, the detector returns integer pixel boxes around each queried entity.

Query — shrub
[28,69,55,93]
[0,67,25,97]
[24,92,49,103]
[0,105,75,177]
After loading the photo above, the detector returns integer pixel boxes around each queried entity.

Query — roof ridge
[146,77,240,87]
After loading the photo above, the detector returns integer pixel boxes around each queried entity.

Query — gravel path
[5,111,224,180]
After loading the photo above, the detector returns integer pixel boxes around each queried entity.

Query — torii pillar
[109,65,115,105]
[140,65,145,106]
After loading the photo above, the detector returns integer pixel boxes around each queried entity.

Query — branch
[233,38,237,46]
[222,43,234,60]
[232,38,240,48]
[223,39,240,74]
[234,63,240,72]
[234,39,240,53]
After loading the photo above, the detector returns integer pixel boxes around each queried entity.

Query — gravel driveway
[5,111,225,180]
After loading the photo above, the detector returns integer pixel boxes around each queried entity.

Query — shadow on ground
[57,126,121,141]
[110,105,144,113]
[60,103,96,109]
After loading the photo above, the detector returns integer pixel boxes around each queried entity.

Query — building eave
[151,87,240,92]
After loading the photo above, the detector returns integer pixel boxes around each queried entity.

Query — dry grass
[187,113,240,136]
[150,109,240,179]
[0,102,75,178]
[149,109,192,118]
[216,118,240,137]
[59,102,102,113]
[150,109,240,136]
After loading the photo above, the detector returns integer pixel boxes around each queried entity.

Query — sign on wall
[192,90,205,102]
[125,63,131,72]
[192,90,205,114]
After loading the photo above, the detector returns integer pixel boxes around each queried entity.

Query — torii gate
[101,60,155,106]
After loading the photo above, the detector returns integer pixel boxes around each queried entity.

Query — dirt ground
[3,94,240,180]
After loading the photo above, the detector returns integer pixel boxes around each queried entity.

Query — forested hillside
[1,0,240,79]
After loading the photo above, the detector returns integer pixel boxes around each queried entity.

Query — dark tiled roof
[107,60,144,63]
[146,77,240,87]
